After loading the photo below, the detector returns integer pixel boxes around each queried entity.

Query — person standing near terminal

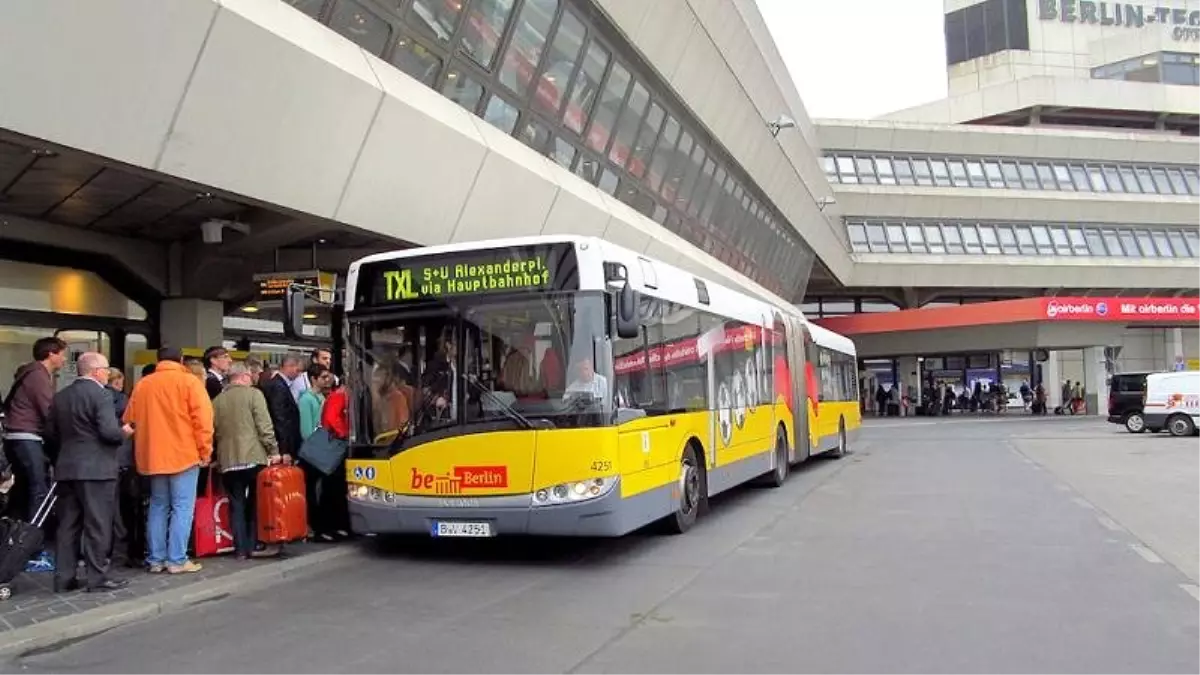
[203,346,232,400]
[298,363,338,541]
[2,337,67,572]
[122,347,213,574]
[290,348,333,402]
[47,352,133,592]
[262,356,303,460]
[212,363,281,560]
[105,367,141,567]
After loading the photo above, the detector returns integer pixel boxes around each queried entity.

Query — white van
[1142,371,1200,437]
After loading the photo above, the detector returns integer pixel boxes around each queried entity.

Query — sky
[757,0,949,120]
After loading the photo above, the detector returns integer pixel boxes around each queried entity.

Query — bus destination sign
[384,255,550,300]
[357,244,578,307]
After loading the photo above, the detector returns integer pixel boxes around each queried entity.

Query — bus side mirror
[615,280,639,339]
[283,285,305,339]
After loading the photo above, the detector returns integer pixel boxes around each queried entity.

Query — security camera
[767,115,797,137]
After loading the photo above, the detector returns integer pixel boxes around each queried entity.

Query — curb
[0,546,356,659]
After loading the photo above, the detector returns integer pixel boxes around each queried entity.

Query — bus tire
[831,418,848,459]
[1167,414,1196,437]
[765,426,789,488]
[664,444,704,534]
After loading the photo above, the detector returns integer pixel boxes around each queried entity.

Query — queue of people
[0,340,349,593]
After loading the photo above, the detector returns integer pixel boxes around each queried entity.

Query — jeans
[4,439,49,523]
[221,466,262,557]
[147,465,200,566]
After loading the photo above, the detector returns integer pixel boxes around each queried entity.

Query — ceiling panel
[46,168,156,228]
[1,153,99,217]
[87,182,199,234]
[148,196,244,239]
[0,141,36,193]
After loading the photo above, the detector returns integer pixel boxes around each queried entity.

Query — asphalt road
[8,417,1198,674]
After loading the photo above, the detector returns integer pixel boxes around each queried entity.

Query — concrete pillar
[1169,327,1184,370]
[1045,350,1063,407]
[896,356,919,414]
[160,298,224,350]
[1082,346,1108,416]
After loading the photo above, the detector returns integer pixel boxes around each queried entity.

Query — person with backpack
[2,337,67,572]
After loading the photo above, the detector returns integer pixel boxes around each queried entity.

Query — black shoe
[53,579,81,594]
[85,579,129,593]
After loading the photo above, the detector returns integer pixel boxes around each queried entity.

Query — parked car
[1107,372,1156,433]
[1143,371,1200,437]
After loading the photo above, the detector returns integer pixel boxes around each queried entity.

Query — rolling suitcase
[192,469,234,558]
[257,464,307,545]
[0,483,56,600]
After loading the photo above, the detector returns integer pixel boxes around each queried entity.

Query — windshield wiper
[465,375,541,431]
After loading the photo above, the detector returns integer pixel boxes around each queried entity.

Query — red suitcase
[193,470,234,557]
[256,465,307,544]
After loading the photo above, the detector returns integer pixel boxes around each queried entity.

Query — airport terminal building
[0,0,1195,411]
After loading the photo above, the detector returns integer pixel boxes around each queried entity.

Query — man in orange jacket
[123,347,213,574]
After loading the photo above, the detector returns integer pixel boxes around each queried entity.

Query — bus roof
[350,235,592,269]
[346,235,856,354]
[806,320,857,357]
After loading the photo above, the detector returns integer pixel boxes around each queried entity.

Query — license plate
[432,521,493,538]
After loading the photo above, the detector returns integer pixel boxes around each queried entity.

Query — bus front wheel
[665,445,704,534]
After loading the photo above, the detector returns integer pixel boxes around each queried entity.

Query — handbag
[297,427,348,476]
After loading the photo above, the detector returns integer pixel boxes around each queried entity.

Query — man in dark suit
[202,346,232,400]
[261,356,303,459]
[47,352,133,593]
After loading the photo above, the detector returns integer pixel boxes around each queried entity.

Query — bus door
[783,315,810,462]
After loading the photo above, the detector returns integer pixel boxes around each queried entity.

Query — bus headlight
[532,477,617,506]
[349,483,397,505]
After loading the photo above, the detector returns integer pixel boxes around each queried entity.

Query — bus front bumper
[347,482,646,537]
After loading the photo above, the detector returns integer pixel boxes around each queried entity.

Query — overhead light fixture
[302,313,318,320]
[241,305,259,313]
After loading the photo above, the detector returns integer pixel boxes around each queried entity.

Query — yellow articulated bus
[285,236,859,537]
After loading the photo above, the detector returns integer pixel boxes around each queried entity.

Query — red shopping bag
[192,469,234,558]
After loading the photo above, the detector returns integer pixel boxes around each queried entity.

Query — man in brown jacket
[2,337,67,541]
[212,363,281,559]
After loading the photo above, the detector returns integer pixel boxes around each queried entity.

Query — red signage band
[816,297,1200,336]
[1041,298,1199,322]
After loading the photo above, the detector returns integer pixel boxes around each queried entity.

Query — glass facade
[289,0,813,299]
[944,0,1029,66]
[1092,52,1200,87]
[823,153,1200,196]
[846,220,1200,259]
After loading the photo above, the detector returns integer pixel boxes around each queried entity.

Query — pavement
[0,542,353,659]
[2,415,1196,673]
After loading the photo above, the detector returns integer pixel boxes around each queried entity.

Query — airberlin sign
[815,296,1199,336]
[1042,297,1198,321]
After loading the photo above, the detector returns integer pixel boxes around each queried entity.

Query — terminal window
[944,0,1029,66]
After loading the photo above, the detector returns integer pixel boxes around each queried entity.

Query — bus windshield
[347,292,613,453]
